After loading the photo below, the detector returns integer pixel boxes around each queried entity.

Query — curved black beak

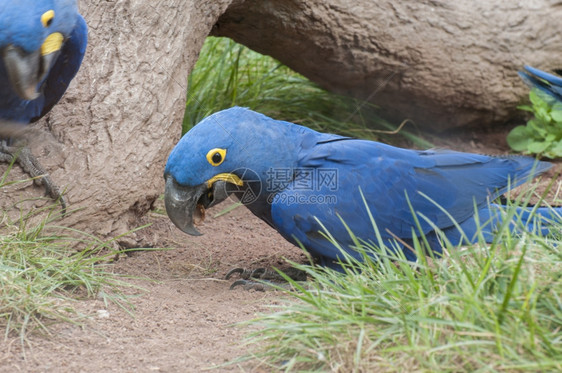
[164,174,232,236]
[2,45,59,100]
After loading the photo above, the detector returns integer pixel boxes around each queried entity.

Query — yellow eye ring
[206,148,226,167]
[41,10,55,28]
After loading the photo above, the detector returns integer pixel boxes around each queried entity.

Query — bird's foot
[225,267,308,291]
[0,142,67,214]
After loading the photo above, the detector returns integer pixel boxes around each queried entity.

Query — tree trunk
[1,0,233,240]
[2,0,560,240]
[213,0,562,130]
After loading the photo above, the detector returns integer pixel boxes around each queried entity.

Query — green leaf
[551,103,562,123]
[535,106,552,123]
[527,141,550,154]
[548,140,562,157]
[529,90,541,106]
[516,105,534,113]
[529,90,549,111]
[506,126,532,152]
[530,89,556,109]
[526,119,547,138]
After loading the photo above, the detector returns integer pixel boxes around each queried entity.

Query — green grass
[184,37,433,148]
[0,170,142,342]
[188,40,561,371]
[243,193,562,372]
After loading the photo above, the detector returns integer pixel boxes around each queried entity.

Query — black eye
[206,148,226,166]
[212,152,222,164]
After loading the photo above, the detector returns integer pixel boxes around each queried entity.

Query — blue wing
[28,15,88,122]
[271,138,550,264]
[519,65,562,101]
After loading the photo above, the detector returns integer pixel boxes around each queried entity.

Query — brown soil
[0,204,305,372]
[0,128,560,372]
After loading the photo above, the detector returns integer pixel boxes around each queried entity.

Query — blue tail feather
[520,65,562,101]
[446,204,562,245]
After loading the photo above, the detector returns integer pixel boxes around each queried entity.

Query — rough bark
[213,0,562,130]
[1,0,233,239]
[1,0,560,240]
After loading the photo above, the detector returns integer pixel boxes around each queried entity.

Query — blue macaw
[164,107,561,271]
[0,0,87,208]
[519,65,562,101]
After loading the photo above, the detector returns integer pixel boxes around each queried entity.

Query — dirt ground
[0,125,560,372]
[1,204,306,372]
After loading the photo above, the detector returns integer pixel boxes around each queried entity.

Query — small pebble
[97,309,110,319]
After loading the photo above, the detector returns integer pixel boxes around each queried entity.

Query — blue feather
[519,65,562,101]
[0,0,87,124]
[165,107,561,268]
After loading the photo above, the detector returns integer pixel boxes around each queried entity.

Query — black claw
[225,268,243,280]
[250,268,266,278]
[229,279,267,291]
[229,279,248,290]
[1,142,67,215]
[226,266,308,291]
[225,267,252,280]
[225,267,272,281]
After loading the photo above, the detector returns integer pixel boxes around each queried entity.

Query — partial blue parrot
[519,65,562,101]
[164,107,561,273]
[0,0,87,209]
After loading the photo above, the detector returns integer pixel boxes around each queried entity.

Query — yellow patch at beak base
[206,173,243,188]
[41,33,64,56]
